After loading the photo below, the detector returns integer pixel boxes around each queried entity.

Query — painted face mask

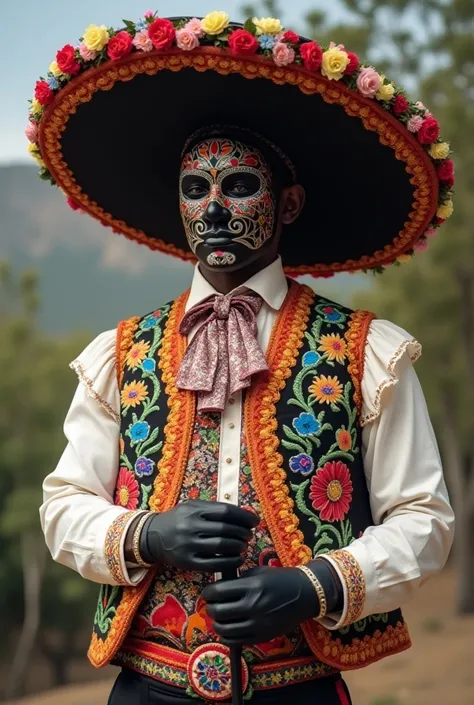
[179,138,277,266]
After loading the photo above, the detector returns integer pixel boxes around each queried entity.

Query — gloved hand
[139,500,259,573]
[202,565,320,646]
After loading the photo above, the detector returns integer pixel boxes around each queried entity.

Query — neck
[199,252,278,295]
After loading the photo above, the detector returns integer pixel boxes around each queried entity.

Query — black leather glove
[202,560,342,647]
[139,500,259,573]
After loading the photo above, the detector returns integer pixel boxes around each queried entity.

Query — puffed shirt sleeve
[39,331,148,587]
[319,320,455,629]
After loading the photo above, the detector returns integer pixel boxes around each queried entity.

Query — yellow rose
[49,61,62,78]
[397,254,412,264]
[376,79,395,102]
[83,24,109,51]
[252,16,283,35]
[429,142,450,160]
[31,98,42,114]
[27,143,44,167]
[201,11,230,35]
[437,199,454,219]
[27,142,39,155]
[321,47,350,81]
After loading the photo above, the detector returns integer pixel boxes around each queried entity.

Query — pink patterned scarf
[176,292,269,412]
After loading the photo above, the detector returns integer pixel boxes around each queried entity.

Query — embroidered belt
[115,639,337,701]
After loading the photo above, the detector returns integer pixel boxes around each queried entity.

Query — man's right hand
[139,500,259,573]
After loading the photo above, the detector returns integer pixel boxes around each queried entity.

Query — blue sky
[1,0,349,165]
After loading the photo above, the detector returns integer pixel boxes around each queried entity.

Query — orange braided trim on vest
[345,310,376,415]
[88,294,193,668]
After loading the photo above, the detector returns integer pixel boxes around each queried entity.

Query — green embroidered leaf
[140,484,153,509]
[138,426,160,454]
[143,441,163,457]
[281,439,306,453]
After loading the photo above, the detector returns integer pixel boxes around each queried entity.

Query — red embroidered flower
[148,18,175,50]
[114,467,140,509]
[56,44,81,75]
[107,31,133,60]
[309,461,353,522]
[393,94,409,116]
[417,117,440,145]
[228,29,259,56]
[149,594,187,638]
[344,51,359,75]
[283,30,299,44]
[34,80,54,106]
[188,487,200,500]
[437,159,454,182]
[299,41,323,71]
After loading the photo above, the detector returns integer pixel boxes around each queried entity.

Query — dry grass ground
[4,569,473,705]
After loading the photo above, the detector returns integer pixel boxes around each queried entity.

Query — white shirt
[40,258,454,629]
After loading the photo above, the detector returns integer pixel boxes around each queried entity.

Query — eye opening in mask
[220,172,262,199]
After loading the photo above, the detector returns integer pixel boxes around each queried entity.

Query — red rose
[283,30,300,44]
[437,159,454,182]
[393,94,409,116]
[67,196,82,211]
[148,18,175,50]
[107,31,133,60]
[417,116,440,145]
[344,51,359,75]
[228,28,259,56]
[300,41,323,71]
[34,80,54,106]
[56,44,81,75]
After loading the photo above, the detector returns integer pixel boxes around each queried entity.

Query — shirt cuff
[317,542,378,630]
[95,509,150,586]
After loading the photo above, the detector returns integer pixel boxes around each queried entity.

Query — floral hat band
[27,10,454,276]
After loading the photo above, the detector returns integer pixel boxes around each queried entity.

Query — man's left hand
[202,566,319,646]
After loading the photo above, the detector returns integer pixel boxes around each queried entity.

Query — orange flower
[336,428,352,452]
[126,340,151,369]
[310,375,344,405]
[121,380,148,408]
[318,333,347,363]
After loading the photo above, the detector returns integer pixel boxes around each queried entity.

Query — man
[33,11,454,705]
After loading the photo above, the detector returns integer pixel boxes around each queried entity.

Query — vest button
[226,458,232,464]
[224,493,231,501]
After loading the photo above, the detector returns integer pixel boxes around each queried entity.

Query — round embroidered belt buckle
[187,643,249,701]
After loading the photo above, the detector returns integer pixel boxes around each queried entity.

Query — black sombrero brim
[35,24,449,276]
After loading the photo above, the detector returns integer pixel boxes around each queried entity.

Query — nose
[204,200,231,226]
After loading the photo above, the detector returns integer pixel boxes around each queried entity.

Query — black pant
[108,668,352,705]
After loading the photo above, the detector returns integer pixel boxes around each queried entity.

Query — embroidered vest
[88,282,411,671]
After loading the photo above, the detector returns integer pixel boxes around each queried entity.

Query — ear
[280,185,306,225]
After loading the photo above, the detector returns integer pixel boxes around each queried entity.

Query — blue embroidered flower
[142,358,156,373]
[259,34,276,50]
[302,351,320,367]
[129,421,150,442]
[135,456,154,477]
[293,412,320,437]
[322,306,345,323]
[289,453,315,476]
[141,311,163,329]
[47,76,59,90]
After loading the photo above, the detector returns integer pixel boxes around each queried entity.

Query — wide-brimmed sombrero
[27,11,454,277]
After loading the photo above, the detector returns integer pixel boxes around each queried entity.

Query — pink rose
[414,238,429,252]
[185,18,204,37]
[25,121,38,143]
[144,10,154,18]
[133,30,153,52]
[176,28,200,51]
[407,115,424,133]
[424,226,437,238]
[356,67,381,98]
[272,42,295,67]
[79,42,98,61]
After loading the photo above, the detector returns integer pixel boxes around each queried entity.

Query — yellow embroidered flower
[396,254,412,264]
[83,24,110,51]
[437,199,454,219]
[126,340,151,369]
[318,333,347,363]
[252,16,283,35]
[429,142,450,160]
[31,98,42,114]
[376,78,395,102]
[309,375,344,405]
[49,61,63,78]
[321,47,350,81]
[201,11,230,35]
[121,380,148,409]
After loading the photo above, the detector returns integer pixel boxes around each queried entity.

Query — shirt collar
[185,256,288,313]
